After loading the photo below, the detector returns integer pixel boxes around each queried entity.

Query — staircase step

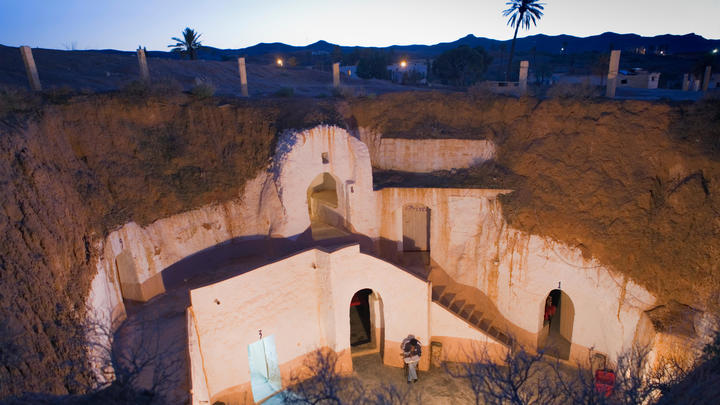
[496,332,511,345]
[431,285,446,301]
[459,304,475,319]
[439,293,456,307]
[478,319,491,331]
[488,326,499,338]
[469,311,483,325]
[450,299,466,313]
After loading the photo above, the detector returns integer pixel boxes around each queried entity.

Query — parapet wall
[355,128,496,173]
[373,138,496,173]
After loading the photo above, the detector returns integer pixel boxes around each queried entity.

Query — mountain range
[190,32,720,61]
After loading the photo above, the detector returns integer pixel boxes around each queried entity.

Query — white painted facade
[188,245,505,404]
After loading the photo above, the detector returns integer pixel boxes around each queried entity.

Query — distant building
[339,65,358,79]
[709,73,720,89]
[547,73,603,86]
[387,60,428,84]
[618,68,660,89]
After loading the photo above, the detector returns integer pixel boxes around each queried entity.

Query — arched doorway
[539,289,574,360]
[402,204,430,271]
[307,172,347,240]
[349,289,385,361]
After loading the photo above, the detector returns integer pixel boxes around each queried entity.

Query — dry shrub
[467,83,500,101]
[701,88,720,101]
[283,348,421,404]
[190,78,215,100]
[0,85,41,116]
[43,85,76,104]
[546,82,602,100]
[332,86,366,99]
[274,87,295,97]
[121,78,183,99]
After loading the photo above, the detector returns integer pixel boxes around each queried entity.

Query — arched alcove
[538,289,574,360]
[307,172,347,239]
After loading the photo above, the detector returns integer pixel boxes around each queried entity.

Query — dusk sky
[1,0,718,51]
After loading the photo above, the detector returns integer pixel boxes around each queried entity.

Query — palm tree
[168,27,202,60]
[502,0,544,80]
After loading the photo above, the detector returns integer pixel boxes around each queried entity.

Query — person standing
[402,334,421,384]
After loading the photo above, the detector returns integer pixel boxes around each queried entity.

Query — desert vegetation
[168,27,203,60]
[502,0,545,80]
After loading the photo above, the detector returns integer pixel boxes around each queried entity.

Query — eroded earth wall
[0,95,339,398]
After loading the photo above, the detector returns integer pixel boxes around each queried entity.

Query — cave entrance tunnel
[349,288,385,363]
[402,204,431,272]
[307,172,349,240]
[539,289,574,360]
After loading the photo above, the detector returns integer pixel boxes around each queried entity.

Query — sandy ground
[351,353,478,404]
[2,45,707,101]
[260,353,479,405]
[0,45,413,97]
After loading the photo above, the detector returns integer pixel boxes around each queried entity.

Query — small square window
[321,152,329,164]
[621,79,628,84]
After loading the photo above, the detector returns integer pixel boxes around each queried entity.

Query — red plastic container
[594,369,615,397]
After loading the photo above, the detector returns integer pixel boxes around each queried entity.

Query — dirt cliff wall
[347,93,720,311]
[0,94,340,398]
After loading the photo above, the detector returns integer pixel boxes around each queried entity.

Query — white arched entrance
[307,172,348,240]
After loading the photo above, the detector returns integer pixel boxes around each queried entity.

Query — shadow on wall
[116,229,435,402]
[158,228,378,299]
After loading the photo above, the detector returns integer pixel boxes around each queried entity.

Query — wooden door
[403,205,430,251]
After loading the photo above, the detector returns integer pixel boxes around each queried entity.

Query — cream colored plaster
[188,308,210,405]
[375,186,655,363]
[272,126,375,237]
[374,138,496,173]
[430,302,497,343]
[189,245,430,399]
[85,251,126,386]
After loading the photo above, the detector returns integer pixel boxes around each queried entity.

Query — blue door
[248,335,282,402]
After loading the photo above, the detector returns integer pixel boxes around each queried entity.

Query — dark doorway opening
[539,289,574,360]
[350,289,372,347]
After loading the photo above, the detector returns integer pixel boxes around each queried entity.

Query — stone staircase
[432,284,512,346]
[428,264,537,348]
